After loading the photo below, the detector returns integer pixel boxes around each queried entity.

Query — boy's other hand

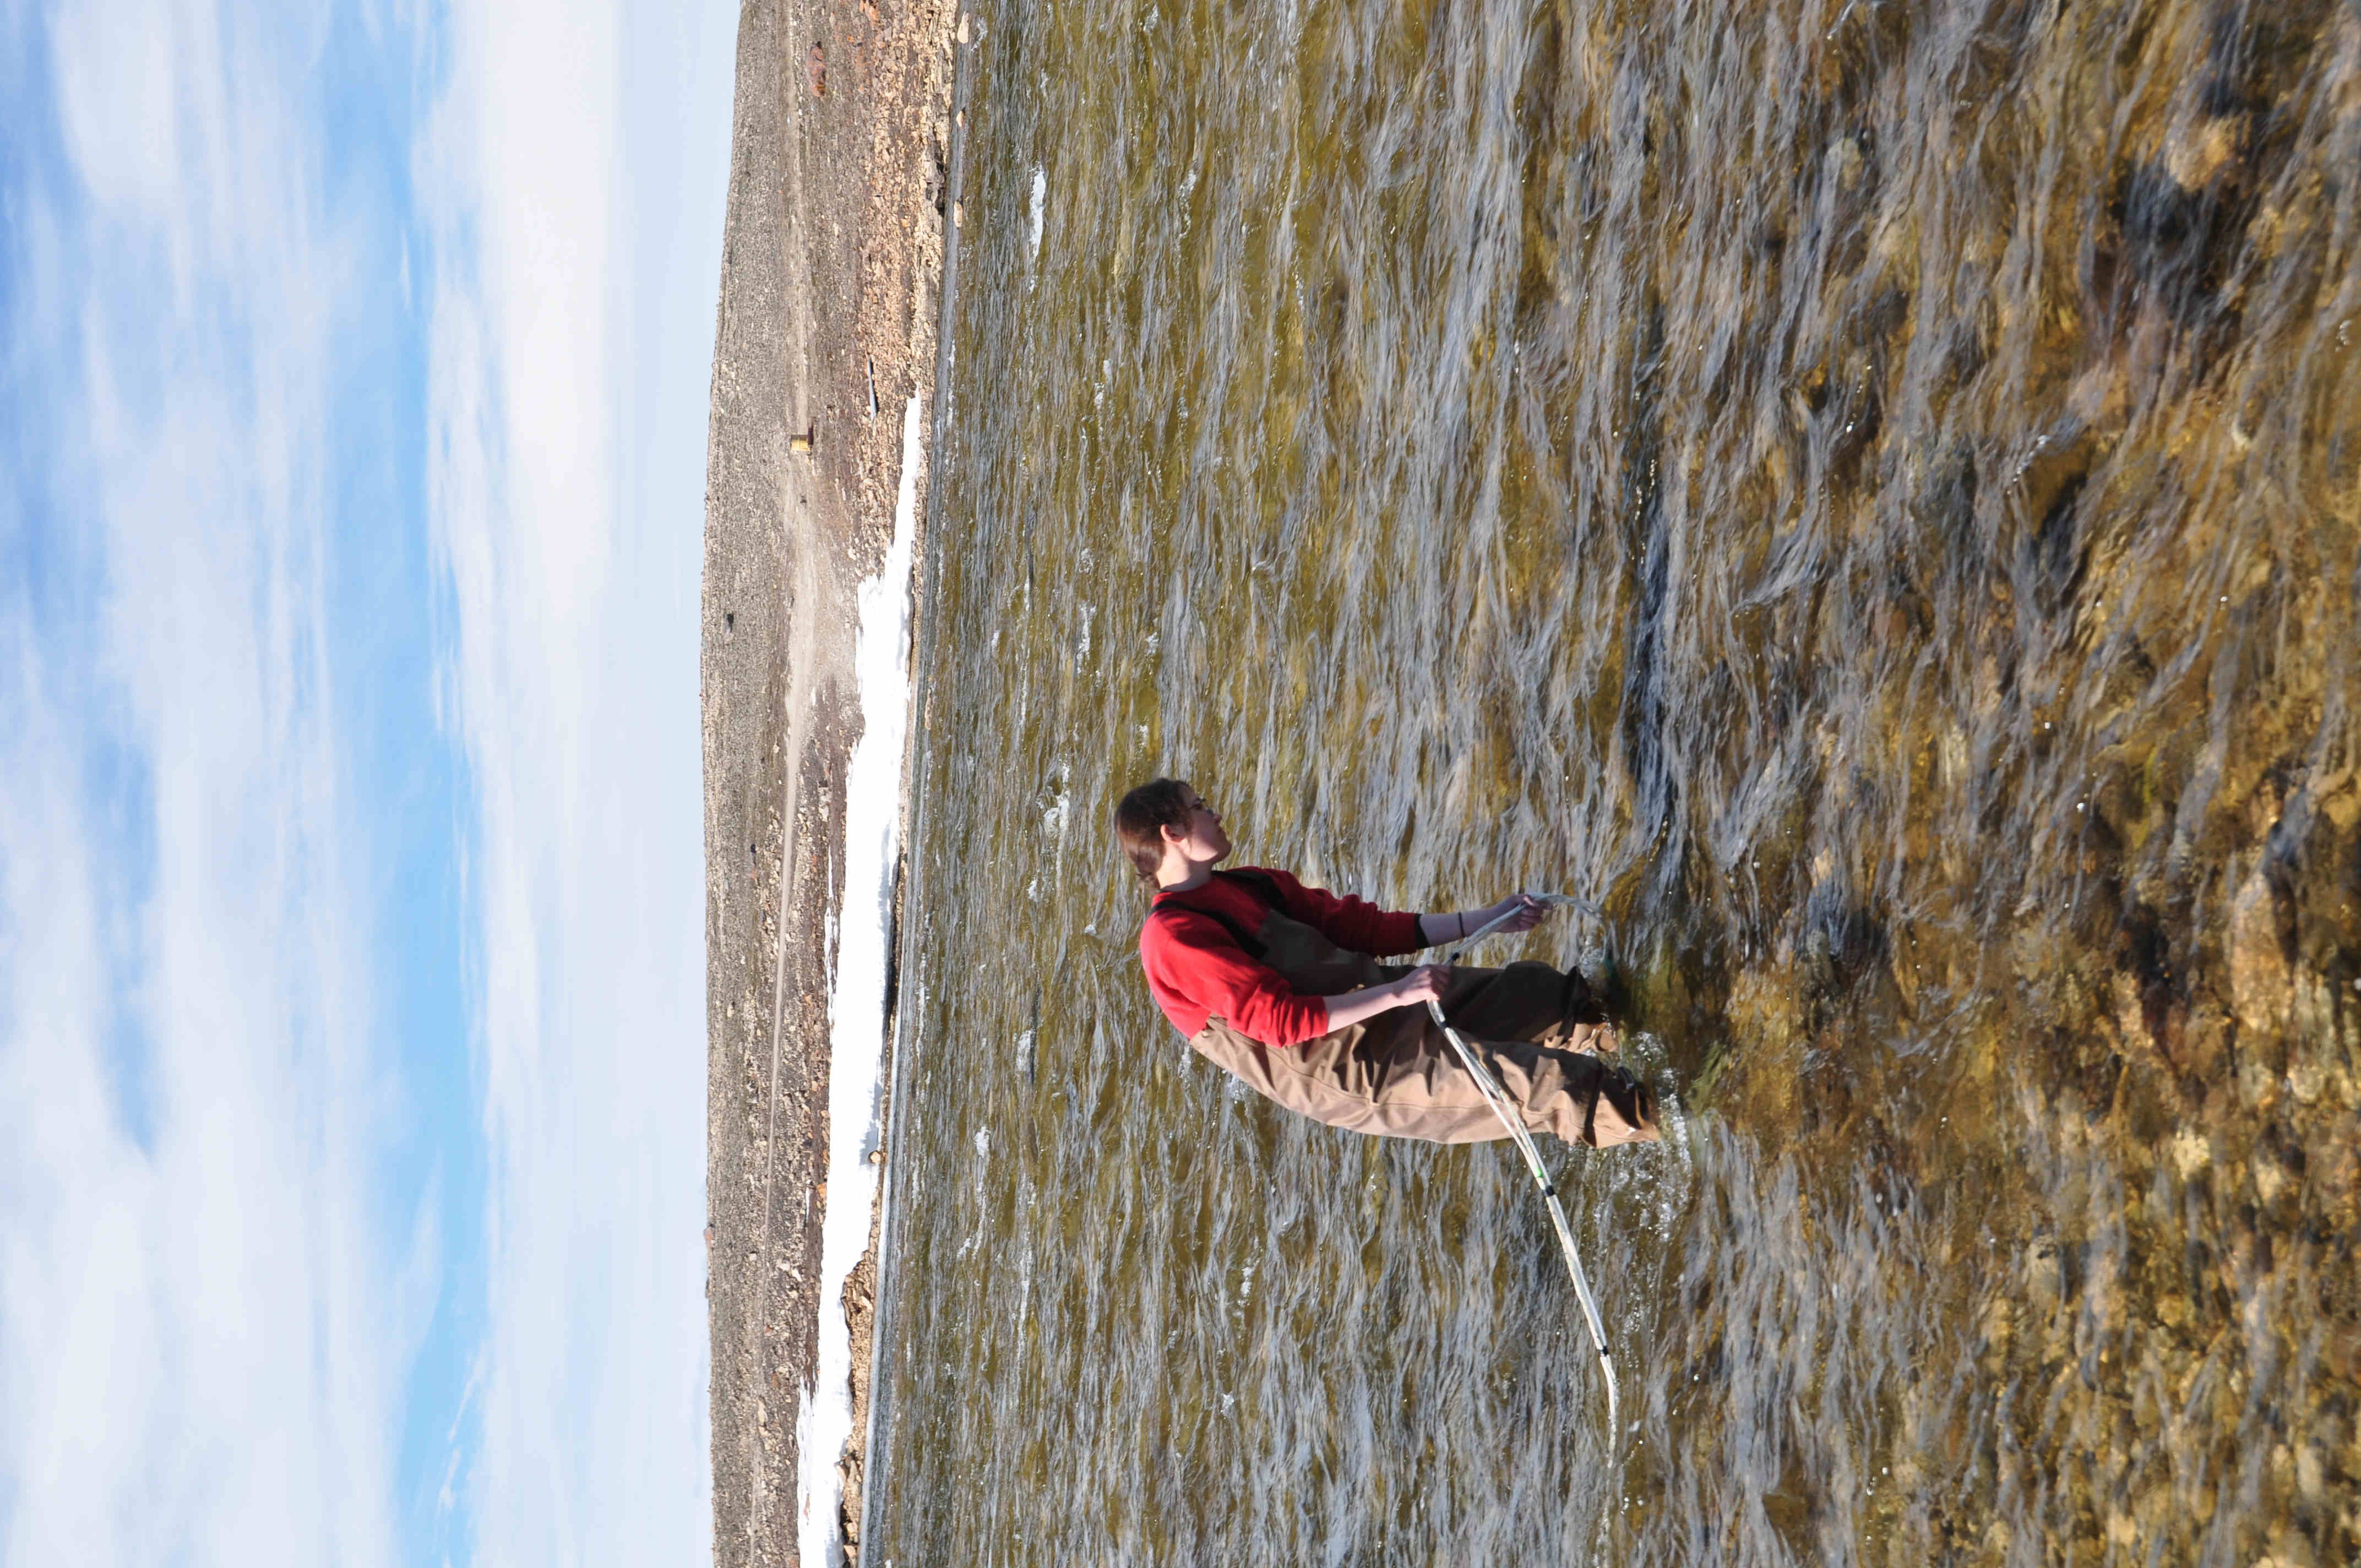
[1485,892,1547,934]
[1394,965,1451,1008]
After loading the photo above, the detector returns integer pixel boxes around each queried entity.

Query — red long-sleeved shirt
[1139,868,1425,1047]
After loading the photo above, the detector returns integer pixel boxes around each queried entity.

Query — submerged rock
[2228,865,2294,1033]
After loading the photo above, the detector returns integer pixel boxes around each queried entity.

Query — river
[863,1,2361,1561]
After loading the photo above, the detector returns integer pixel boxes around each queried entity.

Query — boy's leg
[1439,960,1617,1054]
[1473,1032,1660,1146]
[1192,969,1658,1146]
[1424,961,1657,1145]
[1192,1012,1511,1142]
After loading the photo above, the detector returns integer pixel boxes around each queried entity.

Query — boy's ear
[1160,820,1188,845]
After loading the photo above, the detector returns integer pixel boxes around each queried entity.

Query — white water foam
[795,393,922,1568]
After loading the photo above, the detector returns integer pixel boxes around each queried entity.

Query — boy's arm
[1149,908,1445,1046]
[1251,869,1549,955]
[1146,911,1329,1046]
[1322,967,1448,1031]
[1415,894,1548,948]
[1254,868,1424,955]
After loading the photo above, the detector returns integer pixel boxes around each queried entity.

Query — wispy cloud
[2,0,727,1558]
[421,1,726,1562]
[1,3,419,1563]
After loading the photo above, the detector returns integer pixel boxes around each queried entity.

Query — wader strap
[1216,868,1281,907]
[1149,869,1277,961]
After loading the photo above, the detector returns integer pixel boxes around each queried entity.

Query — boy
[1118,778,1658,1147]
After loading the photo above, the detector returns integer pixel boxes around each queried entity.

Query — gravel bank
[700,1,958,1561]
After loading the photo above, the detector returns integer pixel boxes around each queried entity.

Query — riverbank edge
[699,2,960,1564]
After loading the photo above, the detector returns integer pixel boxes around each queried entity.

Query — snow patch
[795,394,923,1568]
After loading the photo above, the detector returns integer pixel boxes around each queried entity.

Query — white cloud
[1,0,729,1556]
[421,1,728,1562]
[2,4,407,1565]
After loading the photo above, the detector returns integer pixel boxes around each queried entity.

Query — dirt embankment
[701,0,958,1562]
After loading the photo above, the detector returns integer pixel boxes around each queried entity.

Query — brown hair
[1113,777,1194,885]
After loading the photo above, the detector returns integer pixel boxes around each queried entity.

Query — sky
[0,2,732,1563]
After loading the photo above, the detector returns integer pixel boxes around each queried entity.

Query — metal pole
[1427,898,1622,1437]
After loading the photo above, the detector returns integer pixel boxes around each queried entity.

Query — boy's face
[1164,787,1232,864]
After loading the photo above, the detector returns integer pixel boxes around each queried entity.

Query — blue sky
[0,2,731,1562]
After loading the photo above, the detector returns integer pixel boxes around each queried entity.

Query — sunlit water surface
[864,2,2361,1561]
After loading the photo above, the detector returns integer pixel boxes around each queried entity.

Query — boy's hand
[1393,965,1450,1008]
[1483,892,1547,934]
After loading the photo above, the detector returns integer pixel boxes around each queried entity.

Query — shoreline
[850,13,973,1545]
[795,391,922,1568]
[699,1,960,1563]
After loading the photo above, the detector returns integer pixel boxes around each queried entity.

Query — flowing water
[863,1,2361,1561]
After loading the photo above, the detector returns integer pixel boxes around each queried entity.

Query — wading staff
[1425,894,1621,1438]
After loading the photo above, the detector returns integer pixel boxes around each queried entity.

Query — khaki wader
[1174,889,1660,1148]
